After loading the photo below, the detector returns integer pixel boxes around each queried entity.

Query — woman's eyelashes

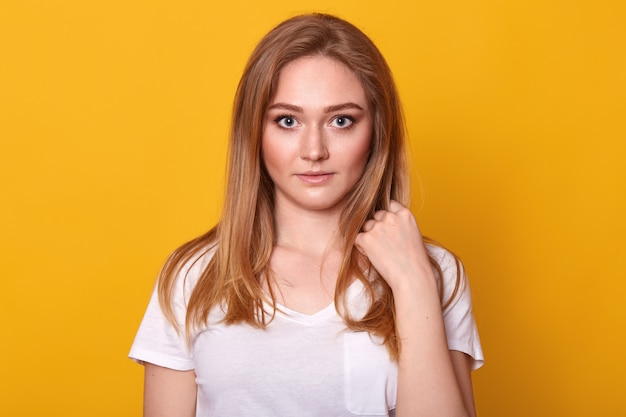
[274,114,300,129]
[272,114,356,130]
[330,115,355,129]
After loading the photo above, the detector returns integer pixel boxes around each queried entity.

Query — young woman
[130,13,483,417]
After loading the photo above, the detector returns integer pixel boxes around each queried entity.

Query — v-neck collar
[272,301,338,325]
[262,279,367,325]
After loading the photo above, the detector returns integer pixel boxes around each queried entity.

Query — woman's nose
[300,126,329,161]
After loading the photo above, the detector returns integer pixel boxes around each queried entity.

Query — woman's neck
[273,203,343,257]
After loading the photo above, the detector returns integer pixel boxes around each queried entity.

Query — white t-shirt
[129,244,484,416]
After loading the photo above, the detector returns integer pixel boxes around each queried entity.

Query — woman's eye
[331,116,354,128]
[275,115,298,129]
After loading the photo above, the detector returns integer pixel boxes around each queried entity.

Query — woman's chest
[192,313,398,416]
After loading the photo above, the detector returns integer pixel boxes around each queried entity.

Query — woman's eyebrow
[267,102,365,113]
[324,102,364,113]
[267,103,303,113]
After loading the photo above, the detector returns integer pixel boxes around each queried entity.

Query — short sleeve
[427,245,484,370]
[128,249,212,371]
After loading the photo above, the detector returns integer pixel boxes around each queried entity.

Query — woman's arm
[451,350,477,416]
[143,363,197,417]
[355,201,475,417]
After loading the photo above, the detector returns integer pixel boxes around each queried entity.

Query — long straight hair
[158,13,460,360]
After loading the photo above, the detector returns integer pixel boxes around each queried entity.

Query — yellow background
[1,0,624,415]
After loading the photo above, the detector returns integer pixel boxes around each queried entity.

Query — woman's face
[262,56,372,215]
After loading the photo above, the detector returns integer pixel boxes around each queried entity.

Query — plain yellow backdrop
[1,0,624,415]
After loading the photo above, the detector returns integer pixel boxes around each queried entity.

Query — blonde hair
[158,13,460,360]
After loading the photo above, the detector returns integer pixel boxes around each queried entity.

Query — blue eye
[275,115,299,129]
[331,116,354,128]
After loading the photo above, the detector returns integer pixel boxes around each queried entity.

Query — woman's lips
[295,172,335,184]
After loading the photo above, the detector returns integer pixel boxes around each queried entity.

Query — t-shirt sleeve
[128,251,211,371]
[128,281,194,370]
[428,245,485,370]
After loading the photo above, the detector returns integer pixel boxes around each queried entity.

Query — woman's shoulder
[424,242,467,303]
[425,242,461,271]
[181,244,216,277]
[165,242,217,298]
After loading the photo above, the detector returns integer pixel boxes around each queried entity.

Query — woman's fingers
[372,210,387,221]
[362,219,376,232]
[388,200,404,213]
[371,200,408,223]
[355,201,432,289]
